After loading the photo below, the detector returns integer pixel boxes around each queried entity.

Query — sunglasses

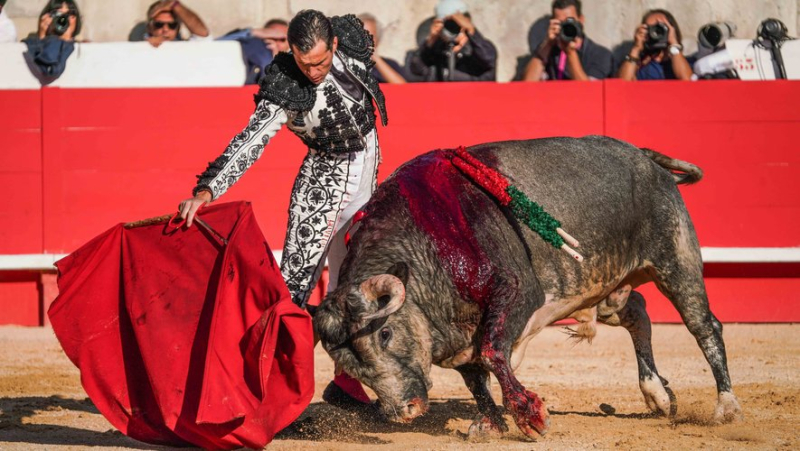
[151,20,178,30]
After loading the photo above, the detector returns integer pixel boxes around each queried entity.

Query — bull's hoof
[713,391,743,424]
[322,381,380,419]
[467,414,508,440]
[639,375,675,417]
[505,389,549,438]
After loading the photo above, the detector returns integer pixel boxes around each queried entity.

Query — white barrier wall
[51,41,247,88]
[725,39,800,80]
[0,43,42,90]
[0,41,247,89]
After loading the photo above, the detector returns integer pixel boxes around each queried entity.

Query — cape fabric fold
[48,201,314,450]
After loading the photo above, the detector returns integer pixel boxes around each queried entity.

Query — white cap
[435,0,468,19]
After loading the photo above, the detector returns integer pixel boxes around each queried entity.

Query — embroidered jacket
[193,14,388,199]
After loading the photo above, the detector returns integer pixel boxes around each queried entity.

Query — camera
[699,22,737,49]
[49,10,72,36]
[757,18,788,42]
[559,17,583,43]
[644,22,669,51]
[441,18,462,43]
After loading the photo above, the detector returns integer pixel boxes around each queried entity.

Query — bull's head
[314,262,434,423]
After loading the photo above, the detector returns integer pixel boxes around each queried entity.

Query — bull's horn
[359,274,406,321]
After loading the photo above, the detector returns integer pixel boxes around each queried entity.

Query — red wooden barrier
[1,81,799,325]
[0,90,43,254]
[604,80,800,248]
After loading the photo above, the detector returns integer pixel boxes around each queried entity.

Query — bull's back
[472,137,690,293]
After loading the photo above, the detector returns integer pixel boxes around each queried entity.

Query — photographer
[617,9,693,81]
[22,0,81,80]
[407,0,497,82]
[523,0,613,81]
[144,0,210,48]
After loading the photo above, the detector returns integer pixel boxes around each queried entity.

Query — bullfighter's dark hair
[288,9,334,53]
[551,0,582,16]
[642,9,683,45]
[40,0,82,36]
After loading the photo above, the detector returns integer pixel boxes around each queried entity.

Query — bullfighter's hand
[179,191,212,228]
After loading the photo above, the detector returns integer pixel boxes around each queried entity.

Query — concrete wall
[6,0,799,81]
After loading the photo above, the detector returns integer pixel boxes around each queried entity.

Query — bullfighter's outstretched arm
[179,99,287,226]
[193,99,287,199]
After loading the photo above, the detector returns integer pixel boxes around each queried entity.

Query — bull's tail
[639,147,704,185]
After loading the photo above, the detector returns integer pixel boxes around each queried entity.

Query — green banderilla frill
[506,185,564,249]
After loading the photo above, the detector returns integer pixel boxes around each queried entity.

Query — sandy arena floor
[0,323,797,450]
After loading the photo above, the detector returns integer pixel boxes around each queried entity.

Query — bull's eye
[379,327,392,347]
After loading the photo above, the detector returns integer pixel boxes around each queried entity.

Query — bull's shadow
[0,395,177,450]
[275,399,668,444]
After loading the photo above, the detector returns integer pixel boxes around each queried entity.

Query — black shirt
[539,36,613,80]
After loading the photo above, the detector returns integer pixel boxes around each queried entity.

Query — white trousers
[280,130,379,306]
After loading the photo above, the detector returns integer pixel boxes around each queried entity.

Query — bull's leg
[652,245,743,423]
[598,291,677,417]
[479,274,549,438]
[456,363,508,437]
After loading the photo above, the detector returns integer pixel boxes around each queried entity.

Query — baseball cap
[435,0,468,19]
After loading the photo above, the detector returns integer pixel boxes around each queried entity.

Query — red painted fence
[1,81,799,325]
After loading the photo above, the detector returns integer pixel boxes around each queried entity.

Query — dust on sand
[0,324,797,450]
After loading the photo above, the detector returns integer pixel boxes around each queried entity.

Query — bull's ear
[387,262,409,285]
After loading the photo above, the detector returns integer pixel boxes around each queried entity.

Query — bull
[314,136,743,438]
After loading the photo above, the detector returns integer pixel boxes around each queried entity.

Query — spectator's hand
[448,12,475,36]
[147,35,170,48]
[37,14,52,39]
[452,31,469,53]
[252,28,288,55]
[149,0,177,19]
[251,27,285,41]
[179,191,212,228]
[546,19,561,43]
[61,15,78,41]
[664,21,679,46]
[632,23,648,53]
[555,34,581,53]
[426,19,444,47]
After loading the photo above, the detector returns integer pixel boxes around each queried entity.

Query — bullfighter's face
[292,36,338,85]
[315,264,434,423]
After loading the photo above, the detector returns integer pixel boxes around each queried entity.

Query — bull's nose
[401,398,427,420]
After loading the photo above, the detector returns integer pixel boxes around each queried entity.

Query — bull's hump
[394,150,498,307]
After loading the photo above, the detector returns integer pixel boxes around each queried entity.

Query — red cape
[48,202,314,450]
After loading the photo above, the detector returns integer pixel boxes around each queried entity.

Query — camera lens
[559,18,583,42]
[49,11,71,36]
[701,25,723,47]
[441,18,462,42]
[645,23,669,51]
[758,18,787,41]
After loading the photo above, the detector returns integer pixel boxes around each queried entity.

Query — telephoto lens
[699,22,737,49]
[645,22,669,51]
[559,17,583,43]
[50,11,71,36]
[441,18,462,42]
